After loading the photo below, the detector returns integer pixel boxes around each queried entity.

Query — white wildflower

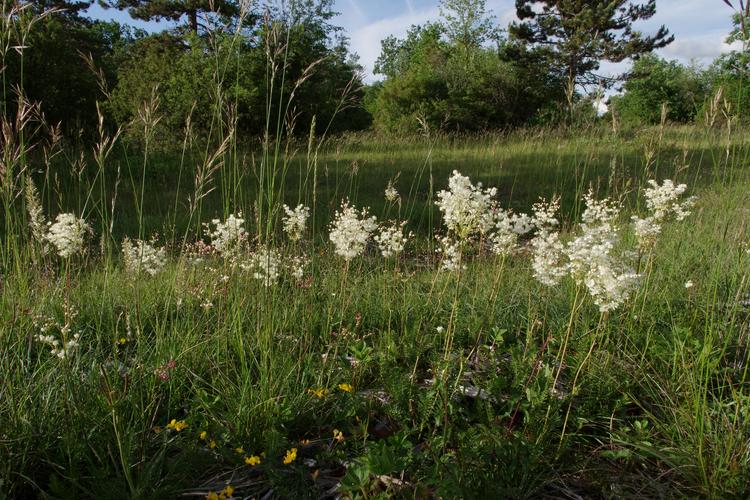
[33,305,81,359]
[374,221,411,258]
[643,179,696,221]
[583,264,640,313]
[531,197,561,233]
[245,246,281,286]
[207,212,246,256]
[329,200,377,262]
[531,230,567,286]
[631,215,662,249]
[632,179,697,249]
[25,178,47,246]
[46,213,89,258]
[282,204,310,242]
[684,280,694,289]
[436,170,497,240]
[385,180,400,203]
[122,237,166,276]
[437,235,464,272]
[530,198,566,286]
[289,254,309,280]
[489,216,517,255]
[567,191,639,313]
[510,213,534,235]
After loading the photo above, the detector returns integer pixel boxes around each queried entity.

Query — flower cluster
[33,304,81,359]
[436,170,496,240]
[632,179,697,249]
[374,220,411,258]
[566,191,639,312]
[385,180,400,203]
[530,198,567,286]
[437,235,463,272]
[489,210,533,256]
[282,204,310,241]
[289,254,309,280]
[46,213,90,258]
[329,201,377,261]
[244,246,281,286]
[122,237,166,276]
[205,485,233,500]
[25,179,48,247]
[207,213,246,256]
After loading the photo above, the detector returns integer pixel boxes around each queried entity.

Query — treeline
[2,0,749,144]
[2,0,371,144]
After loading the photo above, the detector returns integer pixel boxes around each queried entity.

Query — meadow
[2,119,750,499]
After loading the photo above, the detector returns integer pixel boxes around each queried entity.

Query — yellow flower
[205,492,219,500]
[117,337,128,345]
[307,388,329,398]
[332,429,344,442]
[221,485,234,497]
[209,439,217,449]
[244,455,261,466]
[282,448,297,465]
[199,431,207,441]
[166,419,188,432]
[338,383,354,393]
[234,446,245,454]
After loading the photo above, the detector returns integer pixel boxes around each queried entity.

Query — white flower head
[531,230,567,286]
[489,210,517,256]
[632,180,696,250]
[207,212,247,256]
[385,180,400,203]
[631,215,662,249]
[244,246,281,286]
[289,254,309,280]
[643,179,696,221]
[122,237,166,276]
[374,220,411,258]
[437,235,464,272]
[329,200,378,262]
[46,213,90,258]
[282,204,310,241]
[567,191,640,312]
[436,170,497,240]
[530,198,566,286]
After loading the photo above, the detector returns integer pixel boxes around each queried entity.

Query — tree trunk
[566,65,575,124]
[188,10,198,34]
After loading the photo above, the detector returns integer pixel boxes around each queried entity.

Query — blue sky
[87,0,738,83]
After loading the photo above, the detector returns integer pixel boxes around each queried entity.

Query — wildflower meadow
[3,0,750,498]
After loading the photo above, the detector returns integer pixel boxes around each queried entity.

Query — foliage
[612,55,708,124]
[511,0,674,115]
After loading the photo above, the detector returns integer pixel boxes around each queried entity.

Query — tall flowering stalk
[207,213,247,257]
[435,170,496,241]
[631,179,697,251]
[46,213,90,259]
[567,191,639,313]
[530,197,567,286]
[374,220,411,258]
[282,204,310,242]
[329,200,377,262]
[122,237,167,277]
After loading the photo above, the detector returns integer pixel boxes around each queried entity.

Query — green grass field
[2,125,750,498]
